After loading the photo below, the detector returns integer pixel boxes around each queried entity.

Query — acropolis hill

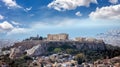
[23,33,104,42]
[10,33,106,59]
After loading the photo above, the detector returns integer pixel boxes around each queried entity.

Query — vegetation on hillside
[47,44,120,64]
[0,54,33,67]
[1,43,120,65]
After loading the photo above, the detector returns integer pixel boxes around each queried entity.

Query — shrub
[53,48,62,53]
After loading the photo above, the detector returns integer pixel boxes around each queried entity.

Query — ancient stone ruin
[47,33,69,41]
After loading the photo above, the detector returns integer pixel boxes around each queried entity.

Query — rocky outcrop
[26,44,47,56]
[9,46,25,59]
[94,56,120,67]
[9,40,106,59]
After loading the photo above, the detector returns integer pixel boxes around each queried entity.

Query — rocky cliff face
[26,44,47,56]
[9,46,25,59]
[9,40,106,59]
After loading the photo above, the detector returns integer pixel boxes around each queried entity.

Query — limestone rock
[10,39,106,58]
[26,44,46,56]
[9,46,24,59]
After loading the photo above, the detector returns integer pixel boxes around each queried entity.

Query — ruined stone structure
[47,33,69,41]
[75,37,104,43]
[86,38,97,43]
[75,37,86,42]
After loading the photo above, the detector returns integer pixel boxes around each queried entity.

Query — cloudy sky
[0,0,120,40]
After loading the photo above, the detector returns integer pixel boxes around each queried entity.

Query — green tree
[66,49,74,54]
[53,48,62,53]
[75,53,85,64]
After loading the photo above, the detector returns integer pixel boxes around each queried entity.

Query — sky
[0,0,120,40]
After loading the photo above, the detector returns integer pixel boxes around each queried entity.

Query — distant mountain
[97,29,120,46]
[0,39,18,49]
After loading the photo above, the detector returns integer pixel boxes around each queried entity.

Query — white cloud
[89,4,120,20]
[29,14,34,17]
[109,0,118,4]
[1,18,120,37]
[0,21,28,35]
[48,0,98,11]
[2,0,21,8]
[75,11,82,16]
[24,7,32,12]
[0,14,4,20]
[0,21,14,30]
[11,21,21,25]
[26,7,32,11]
[7,28,28,35]
[30,18,119,29]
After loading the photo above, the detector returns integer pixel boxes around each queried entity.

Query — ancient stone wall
[47,33,68,41]
[75,37,86,42]
[75,37,104,43]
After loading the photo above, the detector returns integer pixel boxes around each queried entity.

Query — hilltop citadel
[24,33,104,43]
[1,33,120,67]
